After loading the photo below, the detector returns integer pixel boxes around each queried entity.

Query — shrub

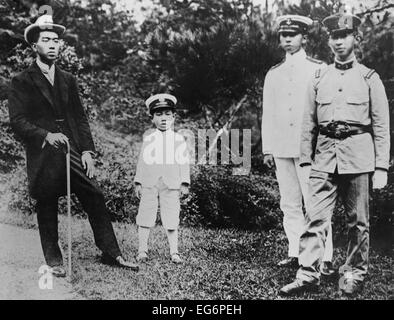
[182,164,281,230]
[0,101,24,173]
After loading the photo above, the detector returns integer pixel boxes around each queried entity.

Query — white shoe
[171,253,183,264]
[136,251,148,263]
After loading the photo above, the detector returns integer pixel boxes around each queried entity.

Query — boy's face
[279,32,305,54]
[32,31,60,63]
[152,108,175,131]
[328,31,356,61]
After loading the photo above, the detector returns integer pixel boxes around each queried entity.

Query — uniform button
[288,92,292,96]
[290,123,294,126]
[338,88,343,92]
[289,107,292,111]
[341,72,345,75]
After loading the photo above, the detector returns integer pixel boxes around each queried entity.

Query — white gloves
[372,169,388,189]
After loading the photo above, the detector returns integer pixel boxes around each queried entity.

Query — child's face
[152,108,175,131]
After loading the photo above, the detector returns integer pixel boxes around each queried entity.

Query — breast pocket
[316,93,333,106]
[346,93,370,122]
[346,94,369,106]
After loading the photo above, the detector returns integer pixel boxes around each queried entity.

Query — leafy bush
[0,101,24,173]
[182,165,281,230]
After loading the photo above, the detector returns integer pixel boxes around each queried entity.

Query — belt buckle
[331,121,350,139]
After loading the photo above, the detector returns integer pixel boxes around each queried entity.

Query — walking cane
[65,140,72,281]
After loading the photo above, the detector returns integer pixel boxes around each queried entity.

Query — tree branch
[358,4,394,16]
[207,94,247,157]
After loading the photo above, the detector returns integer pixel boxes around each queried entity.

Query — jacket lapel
[55,66,69,108]
[28,62,55,110]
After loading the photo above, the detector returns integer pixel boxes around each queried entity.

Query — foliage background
[0,0,393,246]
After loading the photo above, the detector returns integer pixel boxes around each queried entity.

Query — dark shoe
[320,261,336,277]
[277,257,298,268]
[279,279,319,296]
[50,266,66,278]
[100,254,139,272]
[115,256,139,271]
[340,278,364,296]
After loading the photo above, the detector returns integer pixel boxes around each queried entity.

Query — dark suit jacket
[8,62,95,199]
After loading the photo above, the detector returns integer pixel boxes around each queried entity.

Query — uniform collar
[334,56,356,70]
[285,48,306,63]
[155,128,174,135]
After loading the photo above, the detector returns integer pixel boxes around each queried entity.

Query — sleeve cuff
[300,162,312,167]
[82,150,96,157]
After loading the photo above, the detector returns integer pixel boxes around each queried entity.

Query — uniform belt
[319,121,371,139]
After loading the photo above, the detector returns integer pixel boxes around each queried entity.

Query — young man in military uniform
[8,15,139,277]
[280,13,390,296]
[262,15,334,273]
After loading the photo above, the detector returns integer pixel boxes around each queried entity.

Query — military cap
[145,93,177,115]
[322,13,361,35]
[25,14,66,45]
[277,15,313,34]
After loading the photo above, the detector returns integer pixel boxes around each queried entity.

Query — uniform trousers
[275,157,333,261]
[297,169,370,283]
[36,146,121,267]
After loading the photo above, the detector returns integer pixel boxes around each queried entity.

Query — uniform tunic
[297,58,390,283]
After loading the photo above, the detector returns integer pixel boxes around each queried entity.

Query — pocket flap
[347,95,369,104]
[316,94,333,104]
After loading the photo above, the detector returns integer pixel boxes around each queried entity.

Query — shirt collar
[155,128,174,135]
[285,48,306,63]
[36,57,55,75]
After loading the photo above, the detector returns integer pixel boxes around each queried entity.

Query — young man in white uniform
[262,15,334,274]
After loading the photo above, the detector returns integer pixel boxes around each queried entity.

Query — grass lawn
[0,209,392,300]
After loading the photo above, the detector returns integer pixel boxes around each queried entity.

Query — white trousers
[275,157,333,261]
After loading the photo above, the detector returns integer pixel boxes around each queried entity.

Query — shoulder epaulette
[364,69,376,80]
[306,56,324,64]
[269,60,284,71]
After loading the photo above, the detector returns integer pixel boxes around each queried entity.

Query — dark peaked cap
[322,13,362,34]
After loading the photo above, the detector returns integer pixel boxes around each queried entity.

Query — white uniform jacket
[134,129,191,189]
[262,49,326,157]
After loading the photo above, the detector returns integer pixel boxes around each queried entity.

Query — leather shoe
[50,266,66,278]
[171,253,183,264]
[340,278,364,296]
[136,251,148,263]
[101,254,139,272]
[277,257,298,268]
[320,261,336,277]
[279,279,319,296]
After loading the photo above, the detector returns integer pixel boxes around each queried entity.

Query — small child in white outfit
[134,93,190,264]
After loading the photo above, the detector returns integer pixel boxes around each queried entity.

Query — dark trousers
[296,169,370,283]
[36,147,121,267]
